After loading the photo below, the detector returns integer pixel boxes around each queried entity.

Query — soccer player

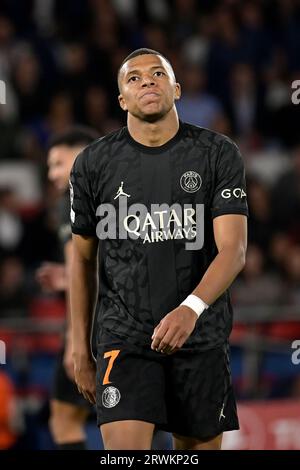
[69,48,248,450]
[37,127,98,450]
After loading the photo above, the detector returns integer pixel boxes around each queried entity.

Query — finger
[91,390,96,404]
[176,335,188,349]
[81,388,91,402]
[151,321,161,340]
[167,348,179,355]
[165,341,181,354]
[157,328,179,353]
[156,326,180,353]
[151,323,168,350]
[85,388,96,404]
[83,392,91,403]
[162,341,179,354]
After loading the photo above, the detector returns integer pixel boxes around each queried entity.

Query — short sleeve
[211,138,248,219]
[69,149,97,236]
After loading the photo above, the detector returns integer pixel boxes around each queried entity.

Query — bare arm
[64,239,73,325]
[70,234,98,403]
[192,214,247,304]
[63,239,75,379]
[151,214,247,353]
[36,262,67,292]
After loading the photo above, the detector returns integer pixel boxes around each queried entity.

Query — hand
[151,305,198,354]
[36,262,67,292]
[63,335,75,381]
[73,351,97,404]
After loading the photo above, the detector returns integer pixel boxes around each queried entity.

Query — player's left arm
[193,214,247,304]
[151,215,247,353]
[152,137,248,354]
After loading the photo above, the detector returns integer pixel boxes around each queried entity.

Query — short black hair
[48,126,99,151]
[119,48,171,71]
[117,48,174,90]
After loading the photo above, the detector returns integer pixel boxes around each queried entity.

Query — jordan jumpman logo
[114,181,131,199]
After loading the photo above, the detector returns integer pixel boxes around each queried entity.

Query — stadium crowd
[0,0,300,449]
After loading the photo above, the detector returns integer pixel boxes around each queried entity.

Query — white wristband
[180,294,209,318]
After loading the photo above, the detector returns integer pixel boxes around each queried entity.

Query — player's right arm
[70,233,98,404]
[69,147,99,404]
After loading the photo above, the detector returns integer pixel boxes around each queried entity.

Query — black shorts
[96,331,239,440]
[52,346,91,409]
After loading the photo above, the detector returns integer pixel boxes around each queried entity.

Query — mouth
[140,92,160,99]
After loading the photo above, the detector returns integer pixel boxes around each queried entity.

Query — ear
[118,94,128,111]
[174,82,181,101]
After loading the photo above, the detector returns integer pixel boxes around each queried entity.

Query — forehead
[121,54,172,77]
[48,145,70,163]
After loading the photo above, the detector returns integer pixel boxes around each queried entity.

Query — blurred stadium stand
[0,0,300,450]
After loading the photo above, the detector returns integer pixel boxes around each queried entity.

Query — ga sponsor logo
[221,187,247,199]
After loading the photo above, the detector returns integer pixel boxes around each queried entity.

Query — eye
[154,71,165,77]
[128,76,139,83]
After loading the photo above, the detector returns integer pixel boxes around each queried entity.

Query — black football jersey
[70,122,248,350]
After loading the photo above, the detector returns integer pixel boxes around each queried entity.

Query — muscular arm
[64,240,73,324]
[70,234,98,402]
[151,214,247,353]
[192,214,247,304]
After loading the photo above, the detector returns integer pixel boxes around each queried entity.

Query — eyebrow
[125,65,166,77]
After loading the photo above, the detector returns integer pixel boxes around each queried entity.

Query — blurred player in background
[69,49,248,450]
[36,127,98,450]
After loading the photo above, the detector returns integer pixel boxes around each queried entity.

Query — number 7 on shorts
[102,350,120,385]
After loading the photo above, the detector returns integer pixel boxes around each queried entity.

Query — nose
[141,74,155,87]
[48,169,56,182]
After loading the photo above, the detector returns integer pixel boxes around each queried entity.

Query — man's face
[47,145,81,191]
[118,54,181,122]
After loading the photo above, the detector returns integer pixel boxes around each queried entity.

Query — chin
[141,110,165,123]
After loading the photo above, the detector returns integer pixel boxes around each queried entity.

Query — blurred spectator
[176,64,224,129]
[0,15,16,77]
[57,42,90,120]
[0,256,28,318]
[269,232,293,274]
[0,188,23,254]
[282,244,300,308]
[227,63,263,140]
[271,145,300,241]
[0,0,299,445]
[181,15,214,67]
[11,44,46,123]
[207,5,241,101]
[232,244,283,308]
[84,85,121,134]
[0,371,20,449]
[247,178,274,251]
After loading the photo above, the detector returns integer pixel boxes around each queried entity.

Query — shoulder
[87,127,126,153]
[181,122,240,155]
[74,127,127,170]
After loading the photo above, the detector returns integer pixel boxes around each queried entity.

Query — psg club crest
[180,171,202,193]
[102,386,121,408]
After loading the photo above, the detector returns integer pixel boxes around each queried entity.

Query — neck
[127,107,179,147]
